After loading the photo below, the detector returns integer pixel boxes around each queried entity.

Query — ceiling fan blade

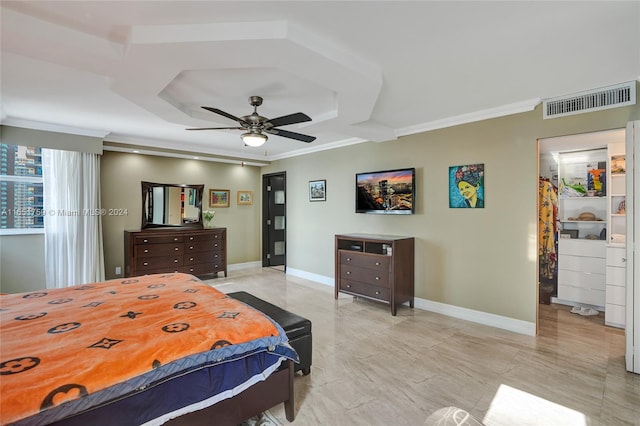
[265,128,316,143]
[265,112,312,128]
[201,106,249,126]
[186,127,244,131]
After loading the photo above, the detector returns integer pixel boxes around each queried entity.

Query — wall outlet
[115,266,121,275]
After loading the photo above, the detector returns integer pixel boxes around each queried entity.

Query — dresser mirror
[141,181,204,229]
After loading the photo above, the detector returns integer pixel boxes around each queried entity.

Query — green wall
[2,99,638,329]
[100,151,262,280]
[0,234,45,293]
[263,102,640,324]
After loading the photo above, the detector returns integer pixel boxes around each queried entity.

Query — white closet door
[625,120,639,373]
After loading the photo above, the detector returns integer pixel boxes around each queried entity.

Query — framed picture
[309,179,326,202]
[237,190,253,205]
[209,189,230,208]
[449,164,485,208]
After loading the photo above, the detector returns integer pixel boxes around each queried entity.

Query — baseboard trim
[228,261,262,271]
[285,267,334,286]
[414,298,536,336]
[284,268,536,336]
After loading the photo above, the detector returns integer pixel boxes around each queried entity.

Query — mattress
[0,273,297,425]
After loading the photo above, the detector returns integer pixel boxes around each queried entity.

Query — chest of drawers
[125,228,226,278]
[605,246,626,328]
[335,233,414,316]
[557,239,605,307]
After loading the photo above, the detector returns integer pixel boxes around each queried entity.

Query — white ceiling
[1,1,639,163]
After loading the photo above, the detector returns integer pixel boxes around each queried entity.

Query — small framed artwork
[209,189,230,208]
[449,164,485,208]
[309,179,326,202]
[237,190,253,205]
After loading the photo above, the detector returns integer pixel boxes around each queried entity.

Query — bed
[0,273,298,425]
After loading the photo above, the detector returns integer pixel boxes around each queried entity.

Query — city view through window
[0,144,44,229]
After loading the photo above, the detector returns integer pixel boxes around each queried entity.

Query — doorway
[537,129,625,329]
[262,172,286,270]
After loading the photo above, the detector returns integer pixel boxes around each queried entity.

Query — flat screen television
[356,167,415,214]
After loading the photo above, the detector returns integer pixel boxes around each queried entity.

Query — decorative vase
[202,210,215,228]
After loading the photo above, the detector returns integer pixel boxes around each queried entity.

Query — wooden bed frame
[166,360,295,425]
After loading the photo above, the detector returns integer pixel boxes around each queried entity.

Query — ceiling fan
[187,96,316,147]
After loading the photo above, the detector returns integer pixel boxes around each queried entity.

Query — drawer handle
[174,259,178,263]
[190,237,194,241]
[144,249,149,253]
[143,262,148,266]
[214,243,218,248]
[375,291,380,295]
[174,237,178,241]
[346,284,351,288]
[346,271,351,275]
[189,257,194,261]
[375,262,380,266]
[622,258,626,262]
[190,268,194,272]
[346,257,351,262]
[143,239,148,243]
[174,247,179,251]
[375,276,380,280]
[214,254,219,259]
[189,246,194,250]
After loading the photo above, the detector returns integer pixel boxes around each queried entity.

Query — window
[0,144,44,233]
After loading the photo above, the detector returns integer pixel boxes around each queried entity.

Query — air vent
[543,81,636,119]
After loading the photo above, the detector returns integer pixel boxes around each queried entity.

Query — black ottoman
[227,291,312,375]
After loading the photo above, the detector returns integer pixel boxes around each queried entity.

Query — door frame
[262,171,286,270]
[625,120,639,373]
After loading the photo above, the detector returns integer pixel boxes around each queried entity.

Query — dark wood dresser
[124,228,227,278]
[335,233,414,316]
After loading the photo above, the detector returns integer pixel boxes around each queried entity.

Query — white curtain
[42,149,105,288]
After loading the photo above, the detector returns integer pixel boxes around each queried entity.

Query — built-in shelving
[557,148,607,307]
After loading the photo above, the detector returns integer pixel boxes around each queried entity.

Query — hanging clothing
[539,178,558,280]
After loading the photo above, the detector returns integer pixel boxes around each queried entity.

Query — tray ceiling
[1,1,638,162]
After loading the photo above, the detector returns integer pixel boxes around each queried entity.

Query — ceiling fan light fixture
[242,132,267,147]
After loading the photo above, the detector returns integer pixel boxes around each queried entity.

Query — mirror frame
[141,181,204,229]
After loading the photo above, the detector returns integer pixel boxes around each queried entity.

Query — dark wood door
[262,172,286,268]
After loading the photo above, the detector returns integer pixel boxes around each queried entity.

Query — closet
[538,129,626,329]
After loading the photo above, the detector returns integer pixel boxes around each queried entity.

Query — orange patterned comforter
[0,273,288,425]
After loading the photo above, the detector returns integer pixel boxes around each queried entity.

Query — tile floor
[205,267,639,426]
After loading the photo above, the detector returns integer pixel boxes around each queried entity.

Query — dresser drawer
[340,264,389,287]
[558,269,605,291]
[606,266,625,286]
[134,235,184,245]
[339,252,390,270]
[181,262,224,276]
[606,285,626,305]
[184,240,219,253]
[136,256,183,271]
[606,247,626,267]
[559,255,605,274]
[339,279,389,302]
[184,251,224,265]
[557,284,604,306]
[605,304,625,327]
[184,232,224,243]
[135,243,183,258]
[558,239,605,257]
